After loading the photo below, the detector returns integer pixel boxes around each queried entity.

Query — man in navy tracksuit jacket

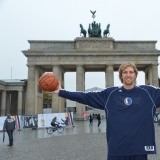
[52,62,160,160]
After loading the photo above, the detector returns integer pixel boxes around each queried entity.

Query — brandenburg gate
[0,11,160,117]
[22,37,160,118]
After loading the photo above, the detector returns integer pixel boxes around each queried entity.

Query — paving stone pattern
[0,133,107,160]
[0,120,160,160]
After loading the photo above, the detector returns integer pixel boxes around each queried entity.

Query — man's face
[121,66,137,86]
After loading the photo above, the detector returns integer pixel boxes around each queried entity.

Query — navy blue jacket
[59,85,160,156]
[3,116,16,131]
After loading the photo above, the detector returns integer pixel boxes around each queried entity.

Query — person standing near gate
[97,113,101,127]
[3,114,16,146]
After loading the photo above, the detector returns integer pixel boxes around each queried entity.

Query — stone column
[18,91,23,115]
[152,64,159,87]
[11,92,16,115]
[105,65,114,87]
[25,65,36,114]
[6,92,11,114]
[1,91,6,116]
[52,65,61,113]
[144,65,152,85]
[76,65,85,119]
[60,69,65,112]
[35,67,43,114]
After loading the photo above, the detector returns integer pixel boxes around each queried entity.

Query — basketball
[39,72,59,92]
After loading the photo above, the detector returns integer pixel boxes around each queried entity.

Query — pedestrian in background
[89,114,93,126]
[3,114,16,146]
[97,113,101,127]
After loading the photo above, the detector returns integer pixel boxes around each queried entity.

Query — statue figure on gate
[103,24,110,37]
[88,21,102,37]
[80,24,87,37]
[90,10,96,20]
[79,11,111,38]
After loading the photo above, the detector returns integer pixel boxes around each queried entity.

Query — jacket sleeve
[59,89,109,110]
[144,86,160,108]
[3,120,7,130]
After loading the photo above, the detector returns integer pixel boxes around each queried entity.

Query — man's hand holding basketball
[46,81,61,94]
[52,81,61,94]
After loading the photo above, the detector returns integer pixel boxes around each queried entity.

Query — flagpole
[11,67,12,79]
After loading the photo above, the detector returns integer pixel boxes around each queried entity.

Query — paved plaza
[0,119,160,160]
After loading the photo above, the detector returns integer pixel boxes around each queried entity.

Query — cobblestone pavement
[0,120,160,160]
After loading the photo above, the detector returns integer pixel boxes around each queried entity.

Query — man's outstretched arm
[49,81,107,110]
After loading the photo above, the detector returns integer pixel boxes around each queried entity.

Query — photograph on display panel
[0,112,74,130]
[43,112,74,128]
[18,115,38,129]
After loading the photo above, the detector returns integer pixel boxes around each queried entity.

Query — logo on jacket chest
[124,97,132,105]
[116,96,141,106]
[7,119,14,122]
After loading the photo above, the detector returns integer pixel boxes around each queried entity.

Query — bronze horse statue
[80,24,86,37]
[88,24,92,37]
[103,24,110,37]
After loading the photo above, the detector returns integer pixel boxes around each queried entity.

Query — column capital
[1,90,6,92]
[151,63,159,66]
[76,65,84,70]
[53,65,60,67]
[106,64,113,66]
[76,65,84,73]
[106,65,114,72]
[26,64,36,67]
[106,64,114,68]
[76,64,84,67]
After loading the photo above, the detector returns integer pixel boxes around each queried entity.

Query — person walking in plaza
[50,62,160,160]
[3,114,16,146]
[89,114,93,126]
[97,113,101,127]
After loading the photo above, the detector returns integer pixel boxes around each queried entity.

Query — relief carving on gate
[76,38,114,50]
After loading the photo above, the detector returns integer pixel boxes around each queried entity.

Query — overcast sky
[0,0,160,90]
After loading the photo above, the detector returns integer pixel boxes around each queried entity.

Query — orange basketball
[39,72,59,92]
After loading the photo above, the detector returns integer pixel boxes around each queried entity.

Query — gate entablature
[25,38,157,53]
[23,38,160,71]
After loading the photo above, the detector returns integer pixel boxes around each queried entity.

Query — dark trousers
[89,121,93,126]
[98,120,101,127]
[7,130,14,145]
[108,155,147,160]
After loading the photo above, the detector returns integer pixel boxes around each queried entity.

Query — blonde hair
[118,62,138,83]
